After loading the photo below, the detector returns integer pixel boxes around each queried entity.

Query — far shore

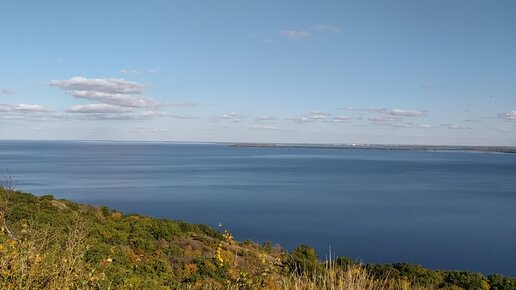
[229,142,516,154]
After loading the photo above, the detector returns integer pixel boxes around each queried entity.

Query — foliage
[286,244,322,275]
[440,271,490,290]
[367,263,443,287]
[1,187,515,289]
[488,274,516,290]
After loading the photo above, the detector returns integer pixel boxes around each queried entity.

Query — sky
[0,0,515,145]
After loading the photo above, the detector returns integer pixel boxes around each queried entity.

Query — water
[1,140,515,276]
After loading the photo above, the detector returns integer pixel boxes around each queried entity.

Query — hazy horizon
[2,138,516,148]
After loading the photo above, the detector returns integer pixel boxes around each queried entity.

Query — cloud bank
[49,76,170,121]
[50,76,160,108]
[66,104,133,114]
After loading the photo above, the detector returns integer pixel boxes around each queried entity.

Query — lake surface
[1,140,515,276]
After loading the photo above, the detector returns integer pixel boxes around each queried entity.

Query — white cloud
[66,104,133,113]
[65,103,170,121]
[499,110,516,121]
[218,112,243,123]
[50,77,145,94]
[0,103,51,112]
[255,116,276,121]
[287,111,331,123]
[73,110,167,121]
[0,103,54,120]
[50,76,160,108]
[15,104,51,112]
[279,30,312,40]
[0,88,13,94]
[388,109,426,117]
[52,75,173,121]
[220,112,240,119]
[307,111,330,120]
[0,102,167,122]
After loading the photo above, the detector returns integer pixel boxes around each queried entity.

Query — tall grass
[274,258,435,290]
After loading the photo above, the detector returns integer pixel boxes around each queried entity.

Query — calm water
[1,140,515,276]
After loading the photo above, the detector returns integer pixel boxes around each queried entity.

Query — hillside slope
[1,187,515,289]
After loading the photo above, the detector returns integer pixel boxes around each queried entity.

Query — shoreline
[230,142,516,154]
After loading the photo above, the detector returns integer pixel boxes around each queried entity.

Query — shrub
[335,256,355,270]
[286,244,322,275]
[488,274,516,290]
[441,271,490,290]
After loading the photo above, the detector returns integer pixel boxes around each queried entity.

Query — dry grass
[271,261,436,290]
[275,266,389,290]
[0,218,106,289]
[177,259,437,290]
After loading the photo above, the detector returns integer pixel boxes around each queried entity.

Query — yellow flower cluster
[215,241,224,266]
[215,228,235,267]
[222,229,233,244]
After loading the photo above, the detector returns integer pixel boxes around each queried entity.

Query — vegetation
[1,185,515,289]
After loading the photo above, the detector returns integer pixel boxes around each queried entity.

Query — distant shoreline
[2,139,515,154]
[230,143,516,154]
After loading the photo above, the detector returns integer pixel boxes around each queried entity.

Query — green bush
[441,271,490,290]
[287,244,321,275]
[335,256,355,270]
[394,263,443,286]
[488,274,516,290]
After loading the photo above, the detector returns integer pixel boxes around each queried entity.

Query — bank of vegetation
[1,185,515,289]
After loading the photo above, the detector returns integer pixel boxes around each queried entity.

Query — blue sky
[1,0,515,145]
